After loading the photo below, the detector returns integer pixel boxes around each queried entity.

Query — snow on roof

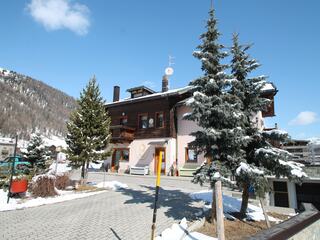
[106,86,194,106]
[261,83,276,92]
[308,138,320,146]
[0,137,15,145]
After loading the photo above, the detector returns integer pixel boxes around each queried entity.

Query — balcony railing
[110,125,135,143]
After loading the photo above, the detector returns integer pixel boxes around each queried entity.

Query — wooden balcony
[110,125,135,143]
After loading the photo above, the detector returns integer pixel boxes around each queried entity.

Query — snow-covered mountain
[0,67,77,138]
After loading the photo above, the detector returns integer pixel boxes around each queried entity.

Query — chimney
[162,75,169,92]
[113,86,120,102]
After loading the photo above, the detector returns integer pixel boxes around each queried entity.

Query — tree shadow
[118,184,204,221]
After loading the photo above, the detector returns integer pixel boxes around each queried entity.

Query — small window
[138,114,148,129]
[185,148,197,162]
[156,112,164,128]
[1,149,9,156]
[120,116,128,125]
[133,93,143,98]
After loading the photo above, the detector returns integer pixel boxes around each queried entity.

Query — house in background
[268,139,320,210]
[105,73,277,176]
[0,137,15,160]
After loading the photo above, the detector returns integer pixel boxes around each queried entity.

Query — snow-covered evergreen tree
[185,9,247,221]
[230,34,307,216]
[24,133,49,174]
[66,76,111,181]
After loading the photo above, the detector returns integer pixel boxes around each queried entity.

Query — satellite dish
[165,67,174,76]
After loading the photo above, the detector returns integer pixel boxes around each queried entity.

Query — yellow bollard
[151,150,163,240]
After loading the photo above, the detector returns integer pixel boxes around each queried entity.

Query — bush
[55,173,70,190]
[31,174,58,197]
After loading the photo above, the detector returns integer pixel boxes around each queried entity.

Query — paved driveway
[1,173,207,240]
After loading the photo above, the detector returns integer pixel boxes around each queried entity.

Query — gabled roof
[106,86,194,107]
[106,81,277,107]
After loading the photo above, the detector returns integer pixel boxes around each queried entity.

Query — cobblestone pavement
[1,173,207,240]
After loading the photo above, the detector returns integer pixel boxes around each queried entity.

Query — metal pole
[7,135,18,204]
[103,166,106,188]
[151,150,163,240]
[54,153,58,175]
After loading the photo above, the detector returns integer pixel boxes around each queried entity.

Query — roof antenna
[162,55,174,92]
[165,55,174,76]
[210,0,214,10]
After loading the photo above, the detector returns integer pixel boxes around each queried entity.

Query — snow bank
[156,218,216,240]
[190,190,278,222]
[95,181,128,190]
[0,189,106,212]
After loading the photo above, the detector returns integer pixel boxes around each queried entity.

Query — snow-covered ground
[190,190,278,222]
[0,189,106,212]
[0,180,128,212]
[156,218,216,240]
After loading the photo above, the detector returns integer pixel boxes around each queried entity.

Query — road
[0,173,208,240]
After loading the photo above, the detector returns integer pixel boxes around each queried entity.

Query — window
[156,112,164,128]
[133,93,143,98]
[138,114,148,129]
[1,148,9,157]
[120,116,128,125]
[185,148,197,162]
[113,149,129,162]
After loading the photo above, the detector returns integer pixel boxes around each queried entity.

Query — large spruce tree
[185,9,246,222]
[66,76,111,181]
[230,34,307,216]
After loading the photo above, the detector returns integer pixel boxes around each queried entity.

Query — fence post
[215,180,225,240]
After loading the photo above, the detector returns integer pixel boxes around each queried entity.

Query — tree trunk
[240,183,250,217]
[211,187,217,225]
[80,161,86,185]
[259,197,271,228]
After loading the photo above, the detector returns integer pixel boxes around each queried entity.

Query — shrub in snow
[55,173,70,190]
[31,174,58,197]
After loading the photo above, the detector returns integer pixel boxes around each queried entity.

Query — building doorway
[155,147,166,175]
[112,148,129,172]
[296,183,320,210]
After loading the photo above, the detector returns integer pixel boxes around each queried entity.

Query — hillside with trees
[0,68,77,138]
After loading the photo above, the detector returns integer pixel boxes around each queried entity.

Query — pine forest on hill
[0,68,77,139]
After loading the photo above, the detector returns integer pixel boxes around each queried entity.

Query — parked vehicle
[0,156,31,177]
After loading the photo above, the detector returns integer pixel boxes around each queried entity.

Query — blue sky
[0,0,319,139]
